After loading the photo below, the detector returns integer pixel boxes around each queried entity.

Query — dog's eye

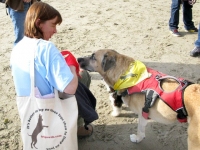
[91,53,96,60]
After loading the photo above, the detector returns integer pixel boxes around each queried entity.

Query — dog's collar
[113,61,150,90]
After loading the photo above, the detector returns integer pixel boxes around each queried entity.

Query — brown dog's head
[78,49,134,87]
[77,49,117,73]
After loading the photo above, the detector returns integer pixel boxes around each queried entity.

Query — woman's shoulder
[36,39,59,53]
[37,39,61,59]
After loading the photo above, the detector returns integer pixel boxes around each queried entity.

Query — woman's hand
[188,0,196,5]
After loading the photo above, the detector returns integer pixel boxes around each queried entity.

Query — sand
[0,0,200,149]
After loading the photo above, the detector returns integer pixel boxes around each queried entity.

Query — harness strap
[121,90,128,97]
[177,108,187,123]
[142,90,159,119]
[177,80,193,122]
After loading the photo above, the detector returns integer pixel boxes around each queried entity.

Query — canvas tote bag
[16,43,78,150]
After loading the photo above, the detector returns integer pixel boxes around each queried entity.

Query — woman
[10,2,78,149]
[11,1,97,140]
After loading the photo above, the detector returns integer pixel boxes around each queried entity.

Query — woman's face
[39,17,58,40]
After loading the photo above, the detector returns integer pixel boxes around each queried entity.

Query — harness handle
[157,75,188,90]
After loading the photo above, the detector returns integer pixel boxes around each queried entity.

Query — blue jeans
[8,2,30,46]
[169,0,195,30]
[195,24,200,47]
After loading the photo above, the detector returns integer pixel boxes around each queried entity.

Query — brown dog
[78,49,200,150]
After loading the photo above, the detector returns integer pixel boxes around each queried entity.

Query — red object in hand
[61,50,81,77]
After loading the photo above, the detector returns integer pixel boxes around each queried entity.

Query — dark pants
[75,81,98,126]
[169,0,195,30]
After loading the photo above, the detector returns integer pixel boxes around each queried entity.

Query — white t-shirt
[10,36,73,96]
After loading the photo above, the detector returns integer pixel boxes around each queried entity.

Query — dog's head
[78,49,134,87]
[77,49,117,74]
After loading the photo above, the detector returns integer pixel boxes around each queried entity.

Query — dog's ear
[101,53,116,72]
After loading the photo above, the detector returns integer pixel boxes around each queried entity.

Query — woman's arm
[63,65,78,94]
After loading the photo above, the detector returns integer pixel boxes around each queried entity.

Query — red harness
[122,68,191,122]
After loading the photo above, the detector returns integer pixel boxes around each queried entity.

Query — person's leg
[183,1,197,31]
[190,24,200,57]
[8,2,30,46]
[169,0,181,36]
[169,0,181,30]
[194,24,200,47]
[77,70,95,137]
[78,70,91,88]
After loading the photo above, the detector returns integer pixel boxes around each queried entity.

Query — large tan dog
[78,49,200,150]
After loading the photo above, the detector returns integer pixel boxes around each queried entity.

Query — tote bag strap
[29,40,38,99]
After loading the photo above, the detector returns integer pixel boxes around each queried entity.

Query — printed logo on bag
[27,109,67,149]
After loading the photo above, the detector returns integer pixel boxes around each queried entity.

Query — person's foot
[190,47,200,57]
[169,29,181,37]
[185,27,198,33]
[77,124,93,137]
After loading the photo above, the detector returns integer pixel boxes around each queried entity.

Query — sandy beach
[0,0,200,149]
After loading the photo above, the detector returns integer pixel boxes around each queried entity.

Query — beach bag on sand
[16,44,78,150]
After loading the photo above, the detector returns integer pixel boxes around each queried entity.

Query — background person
[169,0,198,37]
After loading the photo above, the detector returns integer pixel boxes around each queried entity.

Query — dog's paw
[111,105,122,117]
[111,110,120,117]
[130,134,144,143]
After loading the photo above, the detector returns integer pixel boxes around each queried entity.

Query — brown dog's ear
[101,53,116,72]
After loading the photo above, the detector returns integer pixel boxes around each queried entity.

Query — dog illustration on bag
[28,114,48,149]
